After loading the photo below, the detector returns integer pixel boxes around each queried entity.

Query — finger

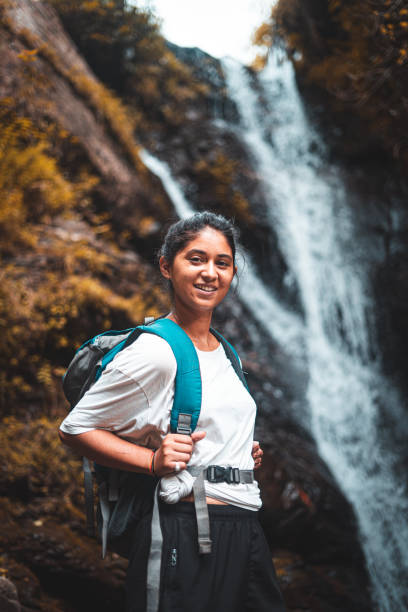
[168,434,194,446]
[161,446,191,462]
[170,441,195,453]
[171,452,192,463]
[172,461,187,472]
[191,430,206,443]
[252,440,259,450]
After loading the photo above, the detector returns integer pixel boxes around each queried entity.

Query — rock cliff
[0,1,391,610]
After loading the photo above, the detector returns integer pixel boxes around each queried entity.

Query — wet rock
[0,577,21,612]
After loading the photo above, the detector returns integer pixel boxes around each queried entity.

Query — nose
[201,260,217,280]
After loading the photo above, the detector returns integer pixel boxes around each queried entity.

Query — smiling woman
[159,226,237,337]
[59,211,286,611]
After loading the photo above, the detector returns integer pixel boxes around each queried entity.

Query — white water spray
[221,52,408,611]
[140,149,304,355]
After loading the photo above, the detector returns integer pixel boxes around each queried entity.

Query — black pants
[126,501,286,612]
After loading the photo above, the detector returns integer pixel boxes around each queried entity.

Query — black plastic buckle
[206,466,241,484]
[226,467,240,484]
[206,465,226,483]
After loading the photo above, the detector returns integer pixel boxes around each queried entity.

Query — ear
[233,264,237,278]
[159,255,171,280]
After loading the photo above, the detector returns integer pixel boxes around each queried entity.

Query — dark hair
[159,211,239,266]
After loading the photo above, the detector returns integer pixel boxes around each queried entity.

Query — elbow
[59,428,70,445]
[59,429,82,453]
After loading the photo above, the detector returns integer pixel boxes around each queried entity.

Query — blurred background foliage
[48,0,208,134]
[0,0,176,415]
[254,0,408,168]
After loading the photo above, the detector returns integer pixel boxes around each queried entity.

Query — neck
[168,302,217,350]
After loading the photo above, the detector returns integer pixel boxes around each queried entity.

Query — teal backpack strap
[137,318,202,434]
[210,328,249,391]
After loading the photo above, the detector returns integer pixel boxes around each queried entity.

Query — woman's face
[159,226,236,314]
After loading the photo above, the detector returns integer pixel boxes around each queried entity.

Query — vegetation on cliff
[255,0,408,168]
[0,0,173,411]
[49,0,208,134]
[0,3,171,603]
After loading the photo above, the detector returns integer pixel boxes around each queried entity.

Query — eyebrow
[186,249,233,261]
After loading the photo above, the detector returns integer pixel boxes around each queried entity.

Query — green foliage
[269,0,408,166]
[0,415,82,500]
[0,13,172,411]
[193,150,253,225]
[0,239,168,409]
[0,98,96,254]
[252,20,274,70]
[13,25,145,173]
[49,0,208,133]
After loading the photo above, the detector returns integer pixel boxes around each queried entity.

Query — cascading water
[220,52,408,611]
[140,149,304,356]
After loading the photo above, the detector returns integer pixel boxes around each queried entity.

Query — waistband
[159,499,258,520]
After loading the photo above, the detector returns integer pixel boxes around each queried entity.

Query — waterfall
[140,149,305,357]
[220,52,408,611]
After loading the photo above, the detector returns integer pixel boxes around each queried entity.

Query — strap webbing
[144,465,256,612]
[137,319,202,434]
[210,328,249,391]
[83,457,95,537]
[146,481,163,612]
[108,469,119,502]
[192,470,212,554]
[98,481,110,559]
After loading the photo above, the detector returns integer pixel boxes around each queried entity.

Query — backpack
[62,316,248,559]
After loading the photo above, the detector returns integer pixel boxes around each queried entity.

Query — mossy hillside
[1,0,174,243]
[0,1,174,412]
[0,220,169,411]
[49,0,209,137]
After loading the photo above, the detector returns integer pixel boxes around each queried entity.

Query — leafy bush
[0,98,96,254]
[257,0,408,166]
[0,414,82,502]
[0,238,168,410]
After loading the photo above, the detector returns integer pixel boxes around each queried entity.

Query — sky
[135,0,274,65]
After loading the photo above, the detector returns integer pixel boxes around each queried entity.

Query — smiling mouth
[194,284,217,293]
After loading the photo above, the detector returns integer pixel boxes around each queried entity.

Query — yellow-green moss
[193,151,254,225]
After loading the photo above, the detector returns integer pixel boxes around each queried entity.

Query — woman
[59,211,286,612]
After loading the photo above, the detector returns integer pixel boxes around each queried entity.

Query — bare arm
[59,428,206,477]
[59,428,155,473]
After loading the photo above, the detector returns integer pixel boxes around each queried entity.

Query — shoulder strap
[136,319,202,434]
[93,319,247,436]
[210,328,249,391]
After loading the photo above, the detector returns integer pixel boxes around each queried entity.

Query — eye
[189,256,204,264]
[217,260,230,268]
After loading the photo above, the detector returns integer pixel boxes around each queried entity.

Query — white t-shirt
[60,333,261,510]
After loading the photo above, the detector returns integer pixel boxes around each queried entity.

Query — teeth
[195,285,216,292]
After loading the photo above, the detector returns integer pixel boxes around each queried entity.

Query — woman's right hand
[153,431,206,477]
